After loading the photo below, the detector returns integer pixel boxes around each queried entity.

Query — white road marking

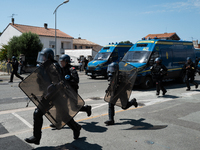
[12,112,33,128]
[0,107,35,115]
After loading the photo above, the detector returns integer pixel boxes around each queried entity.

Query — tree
[7,32,43,66]
[0,44,8,61]
[119,41,133,44]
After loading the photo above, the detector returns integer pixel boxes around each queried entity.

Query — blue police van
[194,48,200,74]
[86,43,133,79]
[122,39,195,88]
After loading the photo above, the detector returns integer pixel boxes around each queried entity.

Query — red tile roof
[73,38,100,45]
[145,32,178,39]
[10,23,73,39]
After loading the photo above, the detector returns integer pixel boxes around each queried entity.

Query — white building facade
[0,19,73,57]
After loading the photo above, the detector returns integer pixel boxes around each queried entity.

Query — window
[49,41,55,49]
[136,44,148,47]
[61,43,64,49]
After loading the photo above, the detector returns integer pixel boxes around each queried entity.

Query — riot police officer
[8,56,23,82]
[104,62,138,126]
[183,57,198,91]
[150,57,168,96]
[25,48,82,145]
[49,54,92,128]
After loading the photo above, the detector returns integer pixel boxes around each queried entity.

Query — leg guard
[33,108,43,140]
[104,103,115,125]
[67,118,81,139]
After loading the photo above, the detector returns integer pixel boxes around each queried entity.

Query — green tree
[0,44,8,61]
[7,32,43,66]
[119,41,133,44]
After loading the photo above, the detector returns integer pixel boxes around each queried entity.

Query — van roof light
[142,37,146,40]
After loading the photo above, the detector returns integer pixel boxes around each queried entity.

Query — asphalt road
[1,72,200,150]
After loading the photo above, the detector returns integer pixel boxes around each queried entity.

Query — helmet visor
[36,52,47,63]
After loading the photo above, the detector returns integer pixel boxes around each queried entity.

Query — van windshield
[94,52,111,60]
[122,51,151,63]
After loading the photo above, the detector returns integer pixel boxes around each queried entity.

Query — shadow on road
[79,121,108,133]
[54,121,107,133]
[116,118,168,130]
[34,137,102,150]
[158,94,179,99]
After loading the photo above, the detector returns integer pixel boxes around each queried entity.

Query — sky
[0,0,200,46]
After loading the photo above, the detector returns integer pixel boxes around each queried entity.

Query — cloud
[142,0,200,14]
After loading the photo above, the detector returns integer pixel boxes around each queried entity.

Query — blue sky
[0,0,200,46]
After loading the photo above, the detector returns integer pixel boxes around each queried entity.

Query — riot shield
[19,60,85,129]
[104,61,138,108]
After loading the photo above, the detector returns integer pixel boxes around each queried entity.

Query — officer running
[50,54,92,128]
[9,56,23,82]
[25,48,82,145]
[183,57,198,91]
[104,62,138,126]
[150,57,168,96]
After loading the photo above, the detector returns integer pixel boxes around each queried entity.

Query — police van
[122,39,195,88]
[86,43,133,79]
[194,48,200,74]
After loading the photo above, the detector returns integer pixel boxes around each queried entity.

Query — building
[73,37,102,52]
[144,32,180,40]
[64,37,103,66]
[193,40,200,48]
[0,18,73,56]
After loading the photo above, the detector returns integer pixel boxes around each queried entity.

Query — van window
[122,51,151,63]
[103,47,110,50]
[149,51,159,61]
[137,44,148,47]
[94,52,111,60]
[110,52,118,61]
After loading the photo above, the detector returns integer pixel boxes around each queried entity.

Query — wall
[0,25,22,48]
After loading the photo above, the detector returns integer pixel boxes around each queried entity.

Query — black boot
[162,90,167,96]
[105,103,115,126]
[80,105,92,117]
[130,98,138,108]
[67,118,81,139]
[24,136,40,145]
[25,108,43,145]
[50,124,56,128]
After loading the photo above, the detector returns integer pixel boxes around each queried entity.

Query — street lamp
[53,0,69,59]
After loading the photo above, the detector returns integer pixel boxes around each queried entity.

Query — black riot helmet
[187,57,191,61]
[37,48,54,63]
[59,54,71,63]
[155,57,162,64]
[12,56,16,60]
[107,62,119,74]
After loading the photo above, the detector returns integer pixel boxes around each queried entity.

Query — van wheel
[91,76,96,79]
[141,77,153,89]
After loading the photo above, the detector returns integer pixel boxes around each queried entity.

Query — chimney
[12,18,14,25]
[44,23,48,29]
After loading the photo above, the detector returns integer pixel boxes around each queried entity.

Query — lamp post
[53,0,69,59]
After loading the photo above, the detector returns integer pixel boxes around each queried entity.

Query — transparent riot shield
[104,61,138,108]
[19,60,85,129]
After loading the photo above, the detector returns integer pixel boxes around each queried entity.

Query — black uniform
[9,59,23,82]
[151,63,168,95]
[62,64,91,116]
[25,60,81,145]
[183,61,198,90]
[105,62,138,126]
